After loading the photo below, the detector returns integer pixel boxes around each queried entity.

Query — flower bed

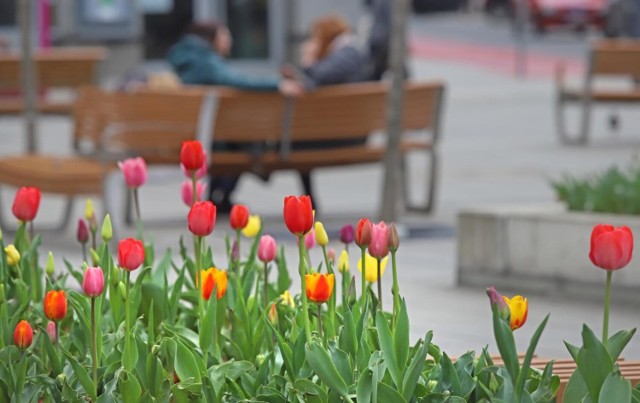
[0,140,637,402]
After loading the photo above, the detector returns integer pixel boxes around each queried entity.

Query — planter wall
[457,204,640,304]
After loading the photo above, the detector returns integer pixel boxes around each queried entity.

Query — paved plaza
[1,14,640,359]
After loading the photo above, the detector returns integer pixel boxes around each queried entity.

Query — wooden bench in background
[0,47,106,116]
[555,39,640,145]
[0,87,205,230]
[207,81,445,213]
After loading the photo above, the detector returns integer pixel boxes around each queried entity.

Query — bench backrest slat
[289,81,444,143]
[0,48,105,89]
[591,40,640,78]
[73,87,203,161]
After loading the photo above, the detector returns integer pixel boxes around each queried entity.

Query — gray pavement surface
[1,14,640,359]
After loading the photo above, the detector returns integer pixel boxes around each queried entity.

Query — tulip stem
[298,236,312,343]
[81,244,87,265]
[321,245,336,337]
[376,258,382,311]
[191,172,198,204]
[263,262,269,308]
[317,304,323,340]
[125,270,131,354]
[391,250,400,328]
[360,247,366,309]
[235,230,241,274]
[603,271,613,346]
[91,297,98,397]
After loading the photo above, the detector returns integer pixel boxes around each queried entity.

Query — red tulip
[180,141,205,172]
[44,290,67,322]
[589,224,633,271]
[181,148,207,179]
[14,320,33,349]
[77,219,89,244]
[12,187,41,222]
[188,201,216,236]
[283,195,313,236]
[230,204,250,230]
[118,238,145,271]
[355,218,373,248]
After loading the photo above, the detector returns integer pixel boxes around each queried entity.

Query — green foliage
[552,163,640,215]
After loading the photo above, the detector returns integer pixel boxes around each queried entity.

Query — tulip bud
[118,157,148,189]
[258,235,277,263]
[101,214,112,242]
[314,222,329,247]
[388,223,400,253]
[111,264,120,286]
[46,321,57,343]
[44,290,67,322]
[230,204,250,230]
[88,212,98,234]
[118,238,145,271]
[119,281,127,299]
[0,284,5,304]
[268,303,278,325]
[46,251,55,277]
[4,244,20,266]
[14,320,33,349]
[77,219,89,245]
[355,218,373,248]
[231,240,239,261]
[486,287,511,323]
[83,266,105,298]
[84,199,94,221]
[339,224,354,244]
[327,248,336,265]
[338,250,350,272]
[256,354,266,366]
[90,248,100,267]
[305,231,316,249]
[56,373,66,386]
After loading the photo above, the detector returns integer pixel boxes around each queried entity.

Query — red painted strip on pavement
[410,35,585,78]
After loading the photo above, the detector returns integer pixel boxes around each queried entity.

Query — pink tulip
[118,157,147,188]
[305,230,316,249]
[368,221,389,259]
[258,235,277,263]
[46,321,56,343]
[82,266,105,297]
[181,149,207,179]
[181,180,206,207]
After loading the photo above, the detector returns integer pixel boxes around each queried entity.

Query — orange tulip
[503,295,528,330]
[305,273,334,303]
[13,320,33,349]
[44,290,67,322]
[200,268,228,300]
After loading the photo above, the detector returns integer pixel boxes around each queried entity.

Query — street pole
[19,0,38,152]
[380,0,409,222]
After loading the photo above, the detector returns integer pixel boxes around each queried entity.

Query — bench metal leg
[403,149,439,214]
[555,97,592,145]
[124,186,134,226]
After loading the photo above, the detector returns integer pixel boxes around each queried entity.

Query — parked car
[522,0,607,33]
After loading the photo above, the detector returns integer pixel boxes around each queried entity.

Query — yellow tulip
[242,215,261,238]
[315,222,329,246]
[280,290,294,307]
[4,244,20,266]
[503,295,528,330]
[84,199,94,221]
[338,250,350,272]
[358,252,388,283]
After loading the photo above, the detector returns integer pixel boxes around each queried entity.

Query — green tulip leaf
[402,332,431,402]
[61,346,97,401]
[123,332,139,372]
[563,370,589,403]
[199,288,218,356]
[119,369,142,402]
[305,340,351,402]
[492,304,520,385]
[375,310,401,390]
[174,338,202,383]
[356,368,373,403]
[607,328,636,361]
[515,314,550,399]
[377,382,406,403]
[576,325,613,401]
[394,299,410,371]
[599,372,631,403]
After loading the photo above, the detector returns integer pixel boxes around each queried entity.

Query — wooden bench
[0,87,205,230]
[206,81,445,213]
[555,39,640,145]
[0,47,106,116]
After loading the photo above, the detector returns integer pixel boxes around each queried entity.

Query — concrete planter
[457,204,640,304]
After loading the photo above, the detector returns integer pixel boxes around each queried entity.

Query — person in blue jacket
[168,22,302,212]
